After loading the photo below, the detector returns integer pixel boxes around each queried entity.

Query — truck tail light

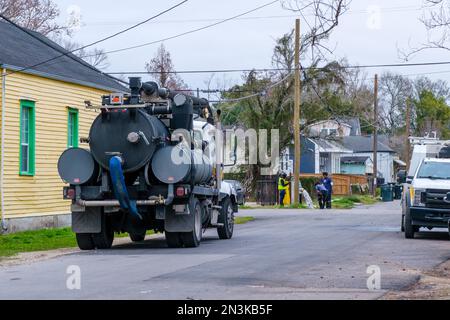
[64,187,76,200]
[176,187,185,197]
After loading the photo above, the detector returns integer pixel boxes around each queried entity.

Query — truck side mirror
[406,176,414,184]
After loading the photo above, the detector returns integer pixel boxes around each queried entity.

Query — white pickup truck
[402,143,450,239]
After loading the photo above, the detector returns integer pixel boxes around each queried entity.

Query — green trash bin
[381,184,394,202]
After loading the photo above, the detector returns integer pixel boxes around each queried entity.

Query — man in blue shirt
[320,172,333,209]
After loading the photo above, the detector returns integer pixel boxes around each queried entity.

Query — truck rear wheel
[165,232,183,248]
[92,214,114,249]
[180,198,203,248]
[218,197,234,240]
[76,233,95,251]
[404,208,415,239]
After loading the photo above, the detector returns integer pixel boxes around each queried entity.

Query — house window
[320,128,338,136]
[68,108,79,148]
[19,100,35,176]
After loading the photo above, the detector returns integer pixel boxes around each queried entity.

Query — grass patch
[0,228,156,258]
[0,228,77,258]
[235,216,255,225]
[274,203,308,209]
[239,205,256,210]
[332,195,379,209]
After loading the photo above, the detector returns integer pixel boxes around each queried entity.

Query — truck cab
[402,156,450,239]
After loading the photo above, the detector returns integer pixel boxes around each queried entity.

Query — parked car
[224,180,246,205]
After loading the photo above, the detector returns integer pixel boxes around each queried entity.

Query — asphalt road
[0,201,449,300]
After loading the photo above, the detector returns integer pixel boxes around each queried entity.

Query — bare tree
[400,0,450,59]
[378,72,414,134]
[1,0,108,69]
[0,0,75,37]
[60,40,110,70]
[281,0,349,60]
[145,44,188,91]
[413,76,450,101]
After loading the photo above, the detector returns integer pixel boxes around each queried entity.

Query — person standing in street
[278,173,290,206]
[315,182,329,209]
[320,172,333,209]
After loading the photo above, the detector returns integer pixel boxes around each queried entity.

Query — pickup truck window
[417,162,450,180]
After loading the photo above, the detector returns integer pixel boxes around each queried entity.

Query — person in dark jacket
[320,172,333,209]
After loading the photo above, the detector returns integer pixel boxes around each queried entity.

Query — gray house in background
[339,136,397,183]
[280,118,400,183]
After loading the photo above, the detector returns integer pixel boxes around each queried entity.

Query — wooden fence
[299,174,368,196]
[254,174,369,205]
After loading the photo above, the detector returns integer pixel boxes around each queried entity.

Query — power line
[82,0,280,58]
[209,72,294,104]
[106,60,450,75]
[82,5,423,27]
[0,0,188,78]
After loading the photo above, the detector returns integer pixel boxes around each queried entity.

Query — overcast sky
[55,0,450,93]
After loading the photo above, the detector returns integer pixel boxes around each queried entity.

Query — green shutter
[19,100,35,176]
[67,108,79,148]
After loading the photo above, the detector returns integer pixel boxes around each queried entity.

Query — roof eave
[2,64,128,93]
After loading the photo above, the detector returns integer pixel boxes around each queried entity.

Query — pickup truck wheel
[165,232,183,248]
[76,233,95,251]
[92,214,114,249]
[218,197,234,240]
[180,198,202,248]
[404,208,415,239]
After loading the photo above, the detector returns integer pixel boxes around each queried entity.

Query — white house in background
[280,135,399,183]
[306,117,362,138]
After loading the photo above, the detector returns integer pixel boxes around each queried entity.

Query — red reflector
[67,188,76,200]
[176,187,185,197]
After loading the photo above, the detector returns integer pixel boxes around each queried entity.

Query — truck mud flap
[165,207,194,233]
[72,208,102,233]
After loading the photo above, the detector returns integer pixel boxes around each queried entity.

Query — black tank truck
[57,78,238,250]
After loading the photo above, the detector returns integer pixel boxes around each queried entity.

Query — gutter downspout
[1,68,7,232]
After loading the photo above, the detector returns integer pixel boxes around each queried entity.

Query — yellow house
[0,21,127,232]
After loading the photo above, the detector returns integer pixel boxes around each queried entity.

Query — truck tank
[89,109,169,173]
[151,144,213,184]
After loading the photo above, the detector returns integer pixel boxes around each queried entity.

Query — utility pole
[372,74,378,197]
[293,19,301,205]
[405,98,411,172]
